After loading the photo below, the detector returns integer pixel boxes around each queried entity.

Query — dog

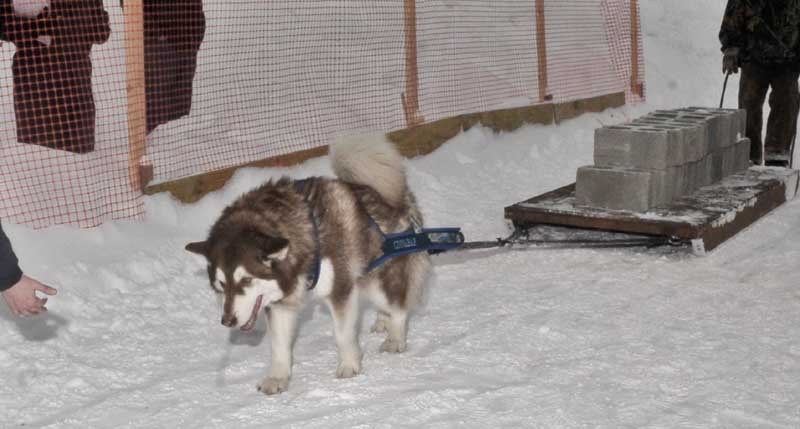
[186,132,431,395]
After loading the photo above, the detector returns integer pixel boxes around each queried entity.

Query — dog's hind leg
[257,304,298,395]
[326,287,362,378]
[379,308,408,353]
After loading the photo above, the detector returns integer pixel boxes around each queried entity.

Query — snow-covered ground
[3,0,800,427]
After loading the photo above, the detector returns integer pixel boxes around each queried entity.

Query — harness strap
[295,179,321,290]
[365,225,464,272]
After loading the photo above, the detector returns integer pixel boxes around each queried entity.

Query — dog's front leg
[258,304,298,395]
[326,288,362,378]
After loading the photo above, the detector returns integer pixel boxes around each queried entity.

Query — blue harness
[296,180,323,290]
[295,179,464,289]
[363,215,464,272]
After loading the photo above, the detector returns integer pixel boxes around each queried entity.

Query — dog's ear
[185,241,209,256]
[256,235,290,262]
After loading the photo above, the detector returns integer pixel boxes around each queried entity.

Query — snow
[3,0,800,427]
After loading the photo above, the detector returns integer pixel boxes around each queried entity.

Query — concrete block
[734,138,751,172]
[693,155,720,188]
[717,114,735,148]
[684,161,698,194]
[720,108,747,142]
[668,163,690,199]
[673,121,706,162]
[710,150,724,183]
[668,117,710,159]
[721,144,738,178]
[697,156,714,188]
[575,165,669,212]
[651,109,681,118]
[594,124,686,170]
[687,107,746,140]
[629,121,696,161]
[735,109,747,139]
[680,112,729,151]
[683,107,742,147]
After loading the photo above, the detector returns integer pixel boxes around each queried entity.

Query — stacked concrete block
[575,166,669,212]
[575,108,749,212]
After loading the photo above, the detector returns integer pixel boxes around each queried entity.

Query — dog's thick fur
[186,133,431,395]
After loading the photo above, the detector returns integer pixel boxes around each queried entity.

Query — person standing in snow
[719,0,800,166]
[0,221,57,317]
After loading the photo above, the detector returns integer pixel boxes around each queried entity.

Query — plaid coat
[720,0,800,67]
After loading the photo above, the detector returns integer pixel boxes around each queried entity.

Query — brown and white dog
[186,133,431,395]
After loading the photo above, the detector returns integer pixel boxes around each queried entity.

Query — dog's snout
[221,314,237,327]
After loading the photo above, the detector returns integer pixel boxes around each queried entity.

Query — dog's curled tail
[330,132,407,207]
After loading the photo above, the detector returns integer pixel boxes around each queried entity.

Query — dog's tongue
[240,295,263,332]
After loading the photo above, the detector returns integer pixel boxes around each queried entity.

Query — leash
[451,227,683,252]
[719,71,730,109]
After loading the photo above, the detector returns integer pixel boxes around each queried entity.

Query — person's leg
[739,63,771,164]
[764,68,800,165]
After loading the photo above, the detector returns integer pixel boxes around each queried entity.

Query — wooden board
[505,167,800,253]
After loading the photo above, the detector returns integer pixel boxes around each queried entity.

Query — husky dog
[186,133,431,395]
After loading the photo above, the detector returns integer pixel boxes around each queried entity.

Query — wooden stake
[403,0,424,127]
[124,0,148,191]
[535,0,551,102]
[630,0,642,97]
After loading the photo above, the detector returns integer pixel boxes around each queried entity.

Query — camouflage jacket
[719,0,800,66]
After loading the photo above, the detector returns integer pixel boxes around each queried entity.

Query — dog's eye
[211,280,225,293]
[240,278,252,286]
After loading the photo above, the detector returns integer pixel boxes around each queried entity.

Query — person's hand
[1,275,57,317]
[722,47,740,74]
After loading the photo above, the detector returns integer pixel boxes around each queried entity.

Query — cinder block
[594,124,686,170]
[721,144,738,177]
[683,108,742,147]
[575,165,669,212]
[673,121,706,162]
[685,161,699,194]
[652,110,681,118]
[697,156,714,188]
[668,117,711,159]
[582,109,750,213]
[734,138,751,172]
[710,150,724,183]
[687,107,746,140]
[680,112,730,151]
[719,108,747,142]
[735,109,747,140]
[717,114,735,148]
[668,163,690,199]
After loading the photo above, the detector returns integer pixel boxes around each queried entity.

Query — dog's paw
[336,361,361,379]
[380,338,406,353]
[257,377,289,395]
[370,317,388,334]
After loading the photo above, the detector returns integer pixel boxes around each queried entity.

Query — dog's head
[186,230,291,331]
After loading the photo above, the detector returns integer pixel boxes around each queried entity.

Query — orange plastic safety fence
[0,0,643,228]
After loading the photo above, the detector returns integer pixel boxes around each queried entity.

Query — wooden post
[630,0,643,97]
[403,0,424,128]
[534,0,551,102]
[124,0,148,192]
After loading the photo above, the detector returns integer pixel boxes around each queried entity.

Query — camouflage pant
[738,63,800,162]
